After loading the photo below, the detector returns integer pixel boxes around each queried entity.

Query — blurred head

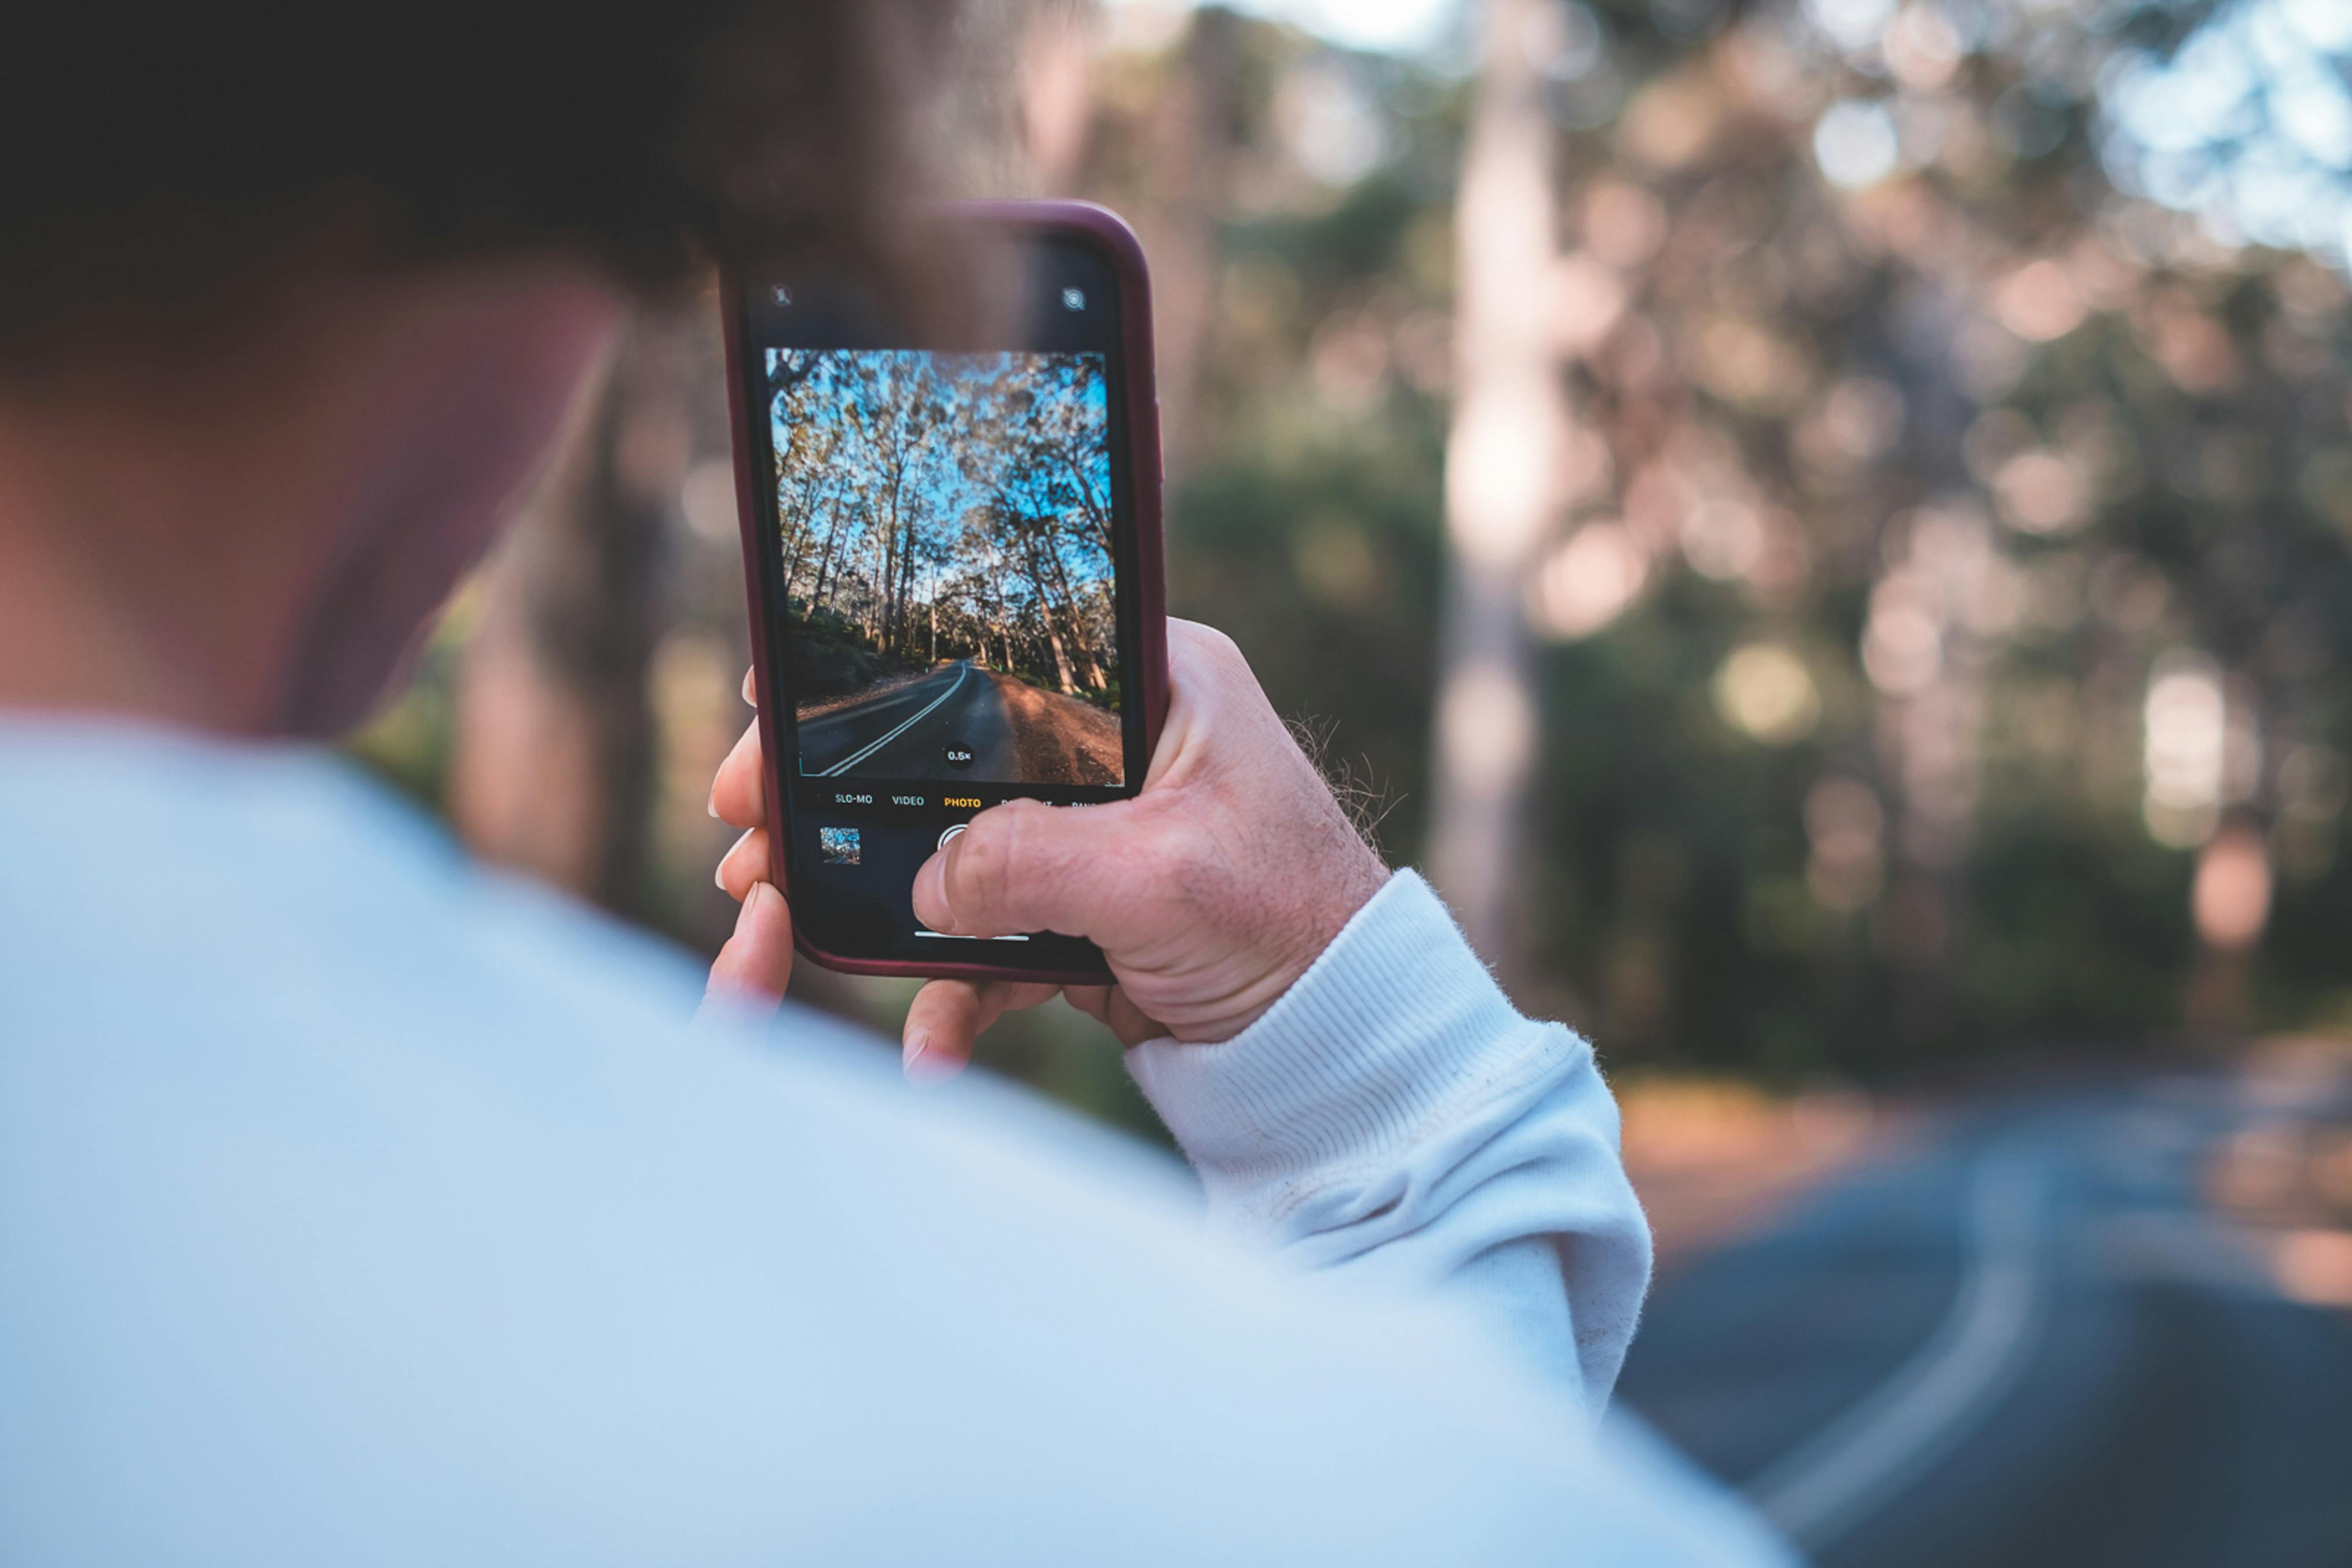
[0,3,954,735]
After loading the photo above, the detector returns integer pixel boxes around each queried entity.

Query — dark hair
[0,3,959,358]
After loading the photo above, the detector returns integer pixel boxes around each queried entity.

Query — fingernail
[717,827,755,894]
[904,1032,957,1086]
[707,790,720,819]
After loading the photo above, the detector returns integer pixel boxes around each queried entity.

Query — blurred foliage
[360,0,2352,1128]
[1086,0,2352,1079]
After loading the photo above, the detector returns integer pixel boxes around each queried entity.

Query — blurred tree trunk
[1427,0,1563,977]
[1875,527,1987,1050]
[1018,0,1097,195]
[1137,6,1238,483]
[451,312,693,914]
[1871,304,1995,1052]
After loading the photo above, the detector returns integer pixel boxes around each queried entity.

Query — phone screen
[738,235,1147,973]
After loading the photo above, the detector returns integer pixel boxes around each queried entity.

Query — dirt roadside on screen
[988,671,1123,786]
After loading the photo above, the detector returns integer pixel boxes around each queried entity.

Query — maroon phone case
[720,200,1169,984]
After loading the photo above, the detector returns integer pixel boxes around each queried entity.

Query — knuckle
[1132,809,1220,906]
[1170,620,1246,680]
[1195,624,1247,673]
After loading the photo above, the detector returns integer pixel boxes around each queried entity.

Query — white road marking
[1744,1150,2051,1554]
[815,664,967,779]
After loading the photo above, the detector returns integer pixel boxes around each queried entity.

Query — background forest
[770,350,1121,714]
[360,0,2352,1131]
[341,5,2352,1548]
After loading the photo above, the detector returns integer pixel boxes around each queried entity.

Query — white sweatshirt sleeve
[1125,869,1651,1415]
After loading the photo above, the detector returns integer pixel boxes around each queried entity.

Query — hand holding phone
[710,620,1393,1075]
[722,201,1167,983]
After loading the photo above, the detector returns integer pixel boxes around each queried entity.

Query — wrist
[1175,836,1391,1045]
[1127,870,1589,1213]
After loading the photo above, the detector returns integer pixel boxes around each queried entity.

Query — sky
[1115,0,2352,270]
[2099,0,2352,269]
[1104,0,1457,54]
[767,349,1114,609]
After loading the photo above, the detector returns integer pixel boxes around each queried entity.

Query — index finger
[902,977,1060,1084]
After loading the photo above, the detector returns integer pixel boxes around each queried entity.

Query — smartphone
[721,201,1168,983]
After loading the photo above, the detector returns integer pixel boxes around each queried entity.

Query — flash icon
[771,284,793,306]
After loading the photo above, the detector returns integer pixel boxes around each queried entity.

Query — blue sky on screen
[766,349,1113,587]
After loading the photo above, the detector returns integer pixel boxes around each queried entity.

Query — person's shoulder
[0,717,705,1048]
[0,713,1199,1279]
[0,720,1786,1566]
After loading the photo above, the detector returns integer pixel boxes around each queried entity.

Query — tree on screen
[770,348,1117,704]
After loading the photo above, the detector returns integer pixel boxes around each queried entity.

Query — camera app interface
[768,347,1122,789]
[747,232,1138,972]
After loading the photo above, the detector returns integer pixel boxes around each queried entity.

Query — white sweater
[1131,869,1651,1415]
[0,720,1791,1566]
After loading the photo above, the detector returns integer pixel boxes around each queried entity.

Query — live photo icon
[1062,287,1085,312]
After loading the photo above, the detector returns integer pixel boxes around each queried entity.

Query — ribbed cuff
[1127,870,1583,1211]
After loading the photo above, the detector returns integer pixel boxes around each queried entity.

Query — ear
[271,269,620,735]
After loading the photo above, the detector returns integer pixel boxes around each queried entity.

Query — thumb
[912,798,1141,941]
